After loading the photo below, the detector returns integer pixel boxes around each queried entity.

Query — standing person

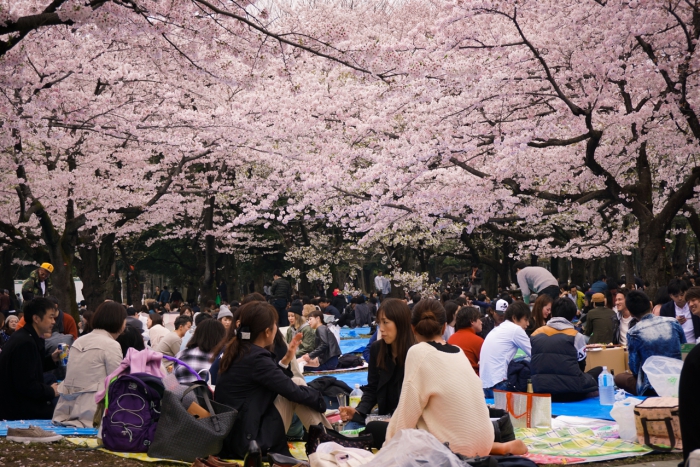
[218,280,229,303]
[270,270,292,326]
[21,263,54,301]
[614,289,637,345]
[155,315,192,357]
[170,287,183,305]
[386,299,527,457]
[339,299,415,446]
[301,310,341,371]
[480,302,532,397]
[584,293,617,344]
[513,261,559,304]
[448,307,484,374]
[158,286,171,305]
[660,279,700,344]
[215,301,330,459]
[52,301,126,427]
[0,298,61,420]
[469,265,483,295]
[614,290,685,396]
[153,286,161,300]
[375,271,387,298]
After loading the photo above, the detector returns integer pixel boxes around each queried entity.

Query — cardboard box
[585,347,627,375]
[624,350,629,372]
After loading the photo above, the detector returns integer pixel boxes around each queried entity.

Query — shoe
[7,425,63,443]
[267,452,310,467]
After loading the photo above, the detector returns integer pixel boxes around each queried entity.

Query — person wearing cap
[479,302,532,398]
[479,298,509,339]
[512,261,559,305]
[21,263,54,302]
[217,305,234,330]
[584,292,616,344]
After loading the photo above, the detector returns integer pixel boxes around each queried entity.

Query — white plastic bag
[642,356,683,397]
[610,398,643,442]
[310,441,374,467]
[365,429,464,467]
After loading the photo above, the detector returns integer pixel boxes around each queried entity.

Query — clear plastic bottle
[349,384,363,408]
[598,366,615,406]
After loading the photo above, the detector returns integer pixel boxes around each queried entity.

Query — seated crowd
[2,260,700,464]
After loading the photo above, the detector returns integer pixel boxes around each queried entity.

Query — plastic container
[610,398,643,442]
[642,356,683,397]
[350,384,363,408]
[598,366,615,406]
[57,343,70,366]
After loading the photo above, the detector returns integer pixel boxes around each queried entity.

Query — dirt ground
[0,437,683,467]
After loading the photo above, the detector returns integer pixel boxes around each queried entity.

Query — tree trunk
[550,257,560,281]
[638,227,668,301]
[199,197,217,306]
[672,225,688,277]
[571,257,585,287]
[76,234,116,312]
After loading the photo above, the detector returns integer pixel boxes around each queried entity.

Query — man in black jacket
[0,297,61,420]
[660,279,699,343]
[270,270,292,326]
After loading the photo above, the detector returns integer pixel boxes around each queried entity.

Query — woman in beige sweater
[386,299,526,457]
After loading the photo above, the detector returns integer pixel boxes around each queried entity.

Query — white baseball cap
[495,299,509,313]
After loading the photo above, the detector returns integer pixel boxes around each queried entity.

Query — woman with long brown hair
[528,294,553,335]
[339,298,415,446]
[215,301,330,459]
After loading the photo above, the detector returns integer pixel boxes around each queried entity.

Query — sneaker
[6,425,63,443]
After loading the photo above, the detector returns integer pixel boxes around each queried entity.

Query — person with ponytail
[215,301,331,459]
[386,299,527,457]
[339,299,415,446]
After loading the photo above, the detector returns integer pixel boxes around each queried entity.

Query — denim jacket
[627,313,685,395]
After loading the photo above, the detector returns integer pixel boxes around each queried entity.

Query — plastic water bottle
[598,366,615,406]
[349,384,363,408]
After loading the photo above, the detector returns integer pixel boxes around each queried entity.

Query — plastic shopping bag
[642,356,683,397]
[610,398,643,442]
[364,429,465,467]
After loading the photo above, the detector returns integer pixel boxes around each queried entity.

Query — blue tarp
[0,419,98,436]
[309,370,638,422]
[340,327,371,338]
[339,338,368,355]
[305,370,369,388]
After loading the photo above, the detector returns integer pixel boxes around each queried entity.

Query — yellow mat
[65,437,309,464]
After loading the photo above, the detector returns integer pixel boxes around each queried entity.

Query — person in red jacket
[448,307,484,374]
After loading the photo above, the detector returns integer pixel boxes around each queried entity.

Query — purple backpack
[101,373,164,452]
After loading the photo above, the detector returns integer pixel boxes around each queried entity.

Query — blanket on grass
[66,438,310,463]
[0,419,97,437]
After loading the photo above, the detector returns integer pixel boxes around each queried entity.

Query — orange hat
[40,263,54,274]
[591,292,605,304]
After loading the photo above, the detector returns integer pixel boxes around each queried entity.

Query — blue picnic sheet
[0,419,98,436]
[311,369,640,422]
[340,327,371,338]
[339,338,368,355]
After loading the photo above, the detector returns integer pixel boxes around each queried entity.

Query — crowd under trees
[2,0,700,318]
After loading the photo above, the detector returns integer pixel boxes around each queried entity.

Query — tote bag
[148,381,237,462]
[494,390,551,428]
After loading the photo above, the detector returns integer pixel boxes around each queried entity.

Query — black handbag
[489,407,515,442]
[148,381,238,462]
[305,424,373,455]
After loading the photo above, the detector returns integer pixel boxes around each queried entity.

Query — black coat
[0,325,57,420]
[353,340,405,422]
[660,301,700,339]
[308,325,341,365]
[531,333,597,398]
[215,345,326,459]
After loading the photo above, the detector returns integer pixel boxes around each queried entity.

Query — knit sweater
[386,341,494,456]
